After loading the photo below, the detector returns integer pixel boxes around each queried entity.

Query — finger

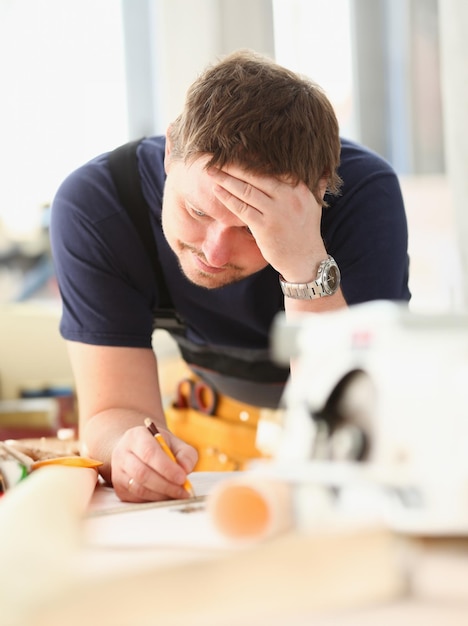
[124,472,190,503]
[142,429,193,485]
[113,432,192,502]
[209,168,269,211]
[114,473,149,503]
[213,181,261,217]
[139,442,191,492]
[118,479,188,503]
[209,165,282,198]
[115,455,190,503]
[212,183,263,225]
[166,432,199,474]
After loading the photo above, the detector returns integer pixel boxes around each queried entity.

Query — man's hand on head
[208,165,328,283]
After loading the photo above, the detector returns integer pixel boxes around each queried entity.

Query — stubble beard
[176,241,246,289]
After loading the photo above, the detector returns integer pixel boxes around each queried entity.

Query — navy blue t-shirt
[50,136,410,405]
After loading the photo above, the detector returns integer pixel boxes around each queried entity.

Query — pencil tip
[144,417,158,436]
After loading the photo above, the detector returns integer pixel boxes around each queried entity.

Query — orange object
[208,478,293,541]
[31,456,103,470]
[210,484,270,538]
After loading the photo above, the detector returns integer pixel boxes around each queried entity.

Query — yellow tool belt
[165,376,278,471]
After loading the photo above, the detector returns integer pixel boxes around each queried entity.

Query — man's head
[167,49,342,205]
[162,50,342,290]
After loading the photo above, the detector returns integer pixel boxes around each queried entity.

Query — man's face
[162,155,268,289]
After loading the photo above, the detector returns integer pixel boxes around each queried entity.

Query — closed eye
[186,201,207,218]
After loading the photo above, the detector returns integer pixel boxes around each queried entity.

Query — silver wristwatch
[279,255,341,299]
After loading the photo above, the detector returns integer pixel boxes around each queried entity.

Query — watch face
[324,263,340,294]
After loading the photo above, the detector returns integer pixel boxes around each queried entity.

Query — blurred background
[0,0,466,430]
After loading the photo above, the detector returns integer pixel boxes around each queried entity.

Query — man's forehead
[181,160,215,200]
[185,188,233,221]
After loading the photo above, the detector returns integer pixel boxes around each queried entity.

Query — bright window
[0,0,128,239]
[272,0,356,139]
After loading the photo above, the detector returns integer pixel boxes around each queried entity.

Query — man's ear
[164,125,173,173]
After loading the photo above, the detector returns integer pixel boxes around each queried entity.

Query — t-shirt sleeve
[49,158,156,348]
[323,146,411,304]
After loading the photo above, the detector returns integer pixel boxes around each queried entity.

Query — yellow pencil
[144,418,194,497]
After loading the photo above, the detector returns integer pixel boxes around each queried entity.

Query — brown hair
[168,49,342,206]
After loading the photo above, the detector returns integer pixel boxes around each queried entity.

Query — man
[50,50,410,503]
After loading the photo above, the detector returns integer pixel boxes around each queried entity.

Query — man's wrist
[279,255,341,300]
[278,245,328,284]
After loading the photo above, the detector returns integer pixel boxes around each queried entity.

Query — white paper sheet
[84,471,240,550]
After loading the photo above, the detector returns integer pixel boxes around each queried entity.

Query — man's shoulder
[332,137,401,205]
[53,135,167,224]
[338,137,396,176]
[52,150,121,226]
[139,135,166,153]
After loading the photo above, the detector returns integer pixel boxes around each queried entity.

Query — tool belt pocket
[165,378,268,471]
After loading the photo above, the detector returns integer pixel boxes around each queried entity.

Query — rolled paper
[207,476,293,541]
[0,465,97,625]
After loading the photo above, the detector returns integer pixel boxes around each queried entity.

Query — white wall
[0,304,72,399]
[439,0,468,310]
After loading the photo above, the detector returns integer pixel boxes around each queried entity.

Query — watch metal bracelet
[279,255,341,300]
[280,279,326,299]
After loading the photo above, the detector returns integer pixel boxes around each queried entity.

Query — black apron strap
[107,139,185,331]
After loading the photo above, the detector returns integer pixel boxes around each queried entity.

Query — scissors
[175,378,218,415]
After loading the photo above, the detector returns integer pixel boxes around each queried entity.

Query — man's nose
[201,224,233,267]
